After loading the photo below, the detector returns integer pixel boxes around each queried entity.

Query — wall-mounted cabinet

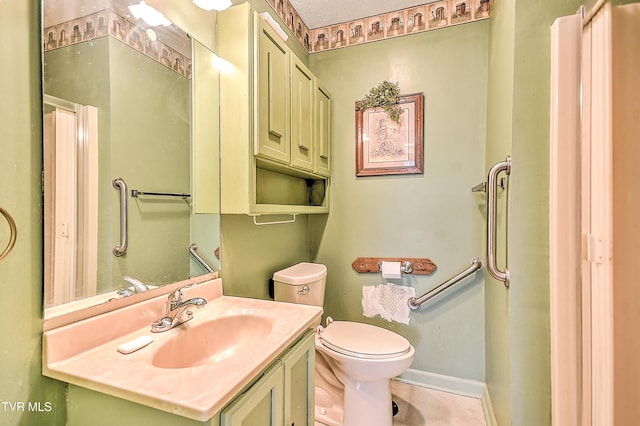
[290,55,315,173]
[219,4,331,215]
[315,81,331,177]
[256,21,290,165]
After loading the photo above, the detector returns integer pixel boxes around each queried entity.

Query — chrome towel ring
[0,206,17,262]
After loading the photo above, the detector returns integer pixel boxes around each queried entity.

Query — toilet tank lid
[273,262,327,285]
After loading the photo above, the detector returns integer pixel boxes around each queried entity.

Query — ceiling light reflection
[193,0,232,12]
[128,1,171,27]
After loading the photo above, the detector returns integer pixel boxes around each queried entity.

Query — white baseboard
[480,384,498,426]
[393,369,497,426]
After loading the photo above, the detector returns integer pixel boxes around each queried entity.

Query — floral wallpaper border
[43,9,192,79]
[266,0,492,53]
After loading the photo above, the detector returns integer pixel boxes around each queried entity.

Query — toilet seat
[318,321,411,359]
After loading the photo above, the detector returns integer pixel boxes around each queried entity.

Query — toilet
[273,262,416,426]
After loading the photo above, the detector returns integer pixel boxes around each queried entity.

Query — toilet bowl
[315,319,415,426]
[314,350,345,426]
[273,263,415,426]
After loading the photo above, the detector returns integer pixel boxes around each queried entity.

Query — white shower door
[43,99,99,307]
[551,2,640,425]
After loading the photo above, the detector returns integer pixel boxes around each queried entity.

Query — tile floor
[390,381,486,425]
[314,380,486,426]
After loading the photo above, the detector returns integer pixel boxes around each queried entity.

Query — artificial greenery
[356,80,403,122]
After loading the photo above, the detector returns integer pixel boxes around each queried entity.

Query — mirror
[42,0,220,318]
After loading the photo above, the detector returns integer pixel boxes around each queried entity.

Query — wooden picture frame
[355,92,424,177]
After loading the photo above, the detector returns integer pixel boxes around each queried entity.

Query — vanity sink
[151,311,274,369]
[43,278,323,421]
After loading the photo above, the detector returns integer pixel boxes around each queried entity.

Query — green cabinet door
[314,82,331,177]
[256,20,290,165]
[220,362,284,426]
[290,55,315,172]
[282,330,315,426]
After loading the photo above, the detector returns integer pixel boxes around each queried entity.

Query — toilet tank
[273,262,327,307]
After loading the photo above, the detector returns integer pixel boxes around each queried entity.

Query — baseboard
[393,369,496,426]
[480,384,498,426]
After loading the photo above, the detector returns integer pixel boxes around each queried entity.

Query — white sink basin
[151,311,274,369]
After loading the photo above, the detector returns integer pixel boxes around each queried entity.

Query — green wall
[485,0,583,424]
[220,214,310,299]
[484,0,515,422]
[0,0,67,424]
[309,21,490,380]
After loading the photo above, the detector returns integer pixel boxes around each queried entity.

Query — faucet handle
[169,288,183,301]
[165,288,184,313]
[169,282,199,301]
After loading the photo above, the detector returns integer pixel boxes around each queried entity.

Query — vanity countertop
[43,278,322,421]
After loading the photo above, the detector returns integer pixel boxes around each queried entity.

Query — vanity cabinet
[219,4,331,215]
[282,327,316,426]
[220,361,284,425]
[65,329,315,426]
[221,330,315,426]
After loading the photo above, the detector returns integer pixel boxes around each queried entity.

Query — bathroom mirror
[42,0,220,318]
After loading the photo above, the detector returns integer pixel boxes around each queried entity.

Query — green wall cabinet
[314,81,331,177]
[219,3,330,215]
[256,19,290,165]
[290,55,315,173]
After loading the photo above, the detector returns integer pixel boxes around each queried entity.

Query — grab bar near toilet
[486,156,511,287]
[408,258,483,310]
[470,156,511,287]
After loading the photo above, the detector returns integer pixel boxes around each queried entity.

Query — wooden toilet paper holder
[351,257,437,275]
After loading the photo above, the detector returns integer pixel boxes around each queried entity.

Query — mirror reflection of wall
[42,0,220,316]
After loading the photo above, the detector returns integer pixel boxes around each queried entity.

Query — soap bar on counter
[117,335,153,354]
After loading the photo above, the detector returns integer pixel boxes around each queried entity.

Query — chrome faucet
[117,276,150,297]
[150,287,207,333]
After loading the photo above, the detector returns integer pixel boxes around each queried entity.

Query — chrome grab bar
[189,243,216,273]
[408,258,483,310]
[112,177,128,257]
[486,156,511,287]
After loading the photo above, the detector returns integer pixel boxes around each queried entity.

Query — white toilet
[273,262,416,426]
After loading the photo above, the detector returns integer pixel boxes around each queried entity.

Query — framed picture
[355,92,424,176]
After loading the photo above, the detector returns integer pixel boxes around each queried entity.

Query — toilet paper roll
[381,261,402,279]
